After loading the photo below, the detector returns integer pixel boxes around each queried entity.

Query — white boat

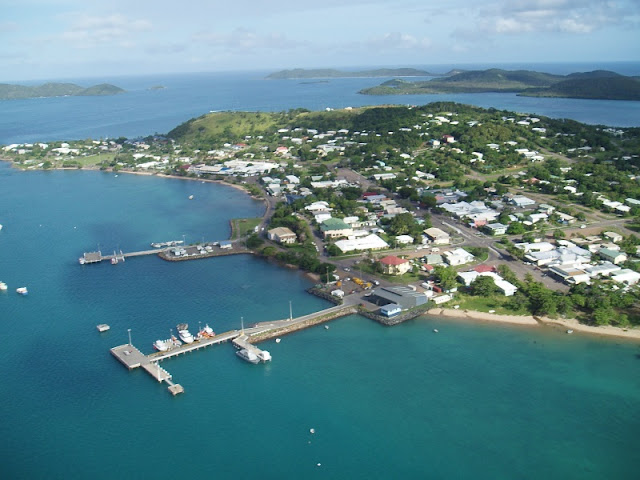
[96,324,110,332]
[78,257,86,265]
[567,329,574,334]
[0,224,3,231]
[16,287,28,295]
[153,339,169,351]
[0,281,7,291]
[177,324,194,344]
[188,195,194,200]
[236,348,259,364]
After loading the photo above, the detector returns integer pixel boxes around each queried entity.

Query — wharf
[80,248,163,265]
[110,300,360,395]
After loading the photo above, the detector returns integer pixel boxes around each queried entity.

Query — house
[611,269,640,285]
[598,248,627,265]
[379,256,412,276]
[423,227,450,245]
[509,195,536,208]
[584,262,621,278]
[548,265,591,285]
[395,235,414,245]
[320,218,353,239]
[556,212,576,224]
[603,231,623,243]
[380,304,402,317]
[268,227,297,244]
[484,223,507,235]
[333,234,388,253]
[457,271,517,296]
[443,248,475,266]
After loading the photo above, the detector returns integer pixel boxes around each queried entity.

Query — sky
[1,0,639,82]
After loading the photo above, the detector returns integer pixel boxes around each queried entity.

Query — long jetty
[80,241,249,265]
[110,303,358,395]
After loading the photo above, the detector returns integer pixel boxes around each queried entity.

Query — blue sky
[1,0,639,81]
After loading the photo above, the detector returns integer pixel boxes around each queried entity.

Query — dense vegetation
[360,68,640,101]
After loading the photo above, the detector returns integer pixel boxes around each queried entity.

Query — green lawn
[453,293,530,315]
[230,218,262,239]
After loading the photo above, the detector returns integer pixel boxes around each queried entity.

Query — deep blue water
[0,164,639,479]
[1,62,639,145]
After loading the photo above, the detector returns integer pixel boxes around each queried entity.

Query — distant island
[360,69,640,101]
[266,68,442,79]
[0,82,125,100]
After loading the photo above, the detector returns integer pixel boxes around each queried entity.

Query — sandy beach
[428,308,540,325]
[428,308,640,341]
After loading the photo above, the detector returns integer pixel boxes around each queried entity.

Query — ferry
[0,281,7,291]
[236,348,259,364]
[16,287,28,295]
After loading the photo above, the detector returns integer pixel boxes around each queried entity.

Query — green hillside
[0,82,125,100]
[521,76,640,100]
[359,68,640,100]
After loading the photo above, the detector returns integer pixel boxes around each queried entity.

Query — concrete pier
[110,300,360,394]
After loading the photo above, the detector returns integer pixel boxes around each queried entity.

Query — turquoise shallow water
[1,164,639,479]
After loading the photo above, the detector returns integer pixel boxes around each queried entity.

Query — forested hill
[265,68,438,79]
[0,82,125,100]
[521,76,640,101]
[360,68,640,100]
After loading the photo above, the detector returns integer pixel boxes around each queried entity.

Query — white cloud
[466,0,638,37]
[366,32,433,51]
[193,28,302,52]
[59,13,152,48]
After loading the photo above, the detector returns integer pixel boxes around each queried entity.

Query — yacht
[236,348,259,364]
[177,324,194,344]
[16,287,28,295]
[153,339,169,352]
[0,281,7,291]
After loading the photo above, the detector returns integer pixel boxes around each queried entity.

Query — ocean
[1,66,640,479]
[1,62,639,146]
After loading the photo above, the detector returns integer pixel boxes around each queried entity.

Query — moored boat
[198,324,215,339]
[236,348,259,364]
[0,281,7,291]
[177,323,194,344]
[16,287,28,295]
[153,339,169,351]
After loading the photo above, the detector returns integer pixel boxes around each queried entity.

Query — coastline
[427,308,640,341]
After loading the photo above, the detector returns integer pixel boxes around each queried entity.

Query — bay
[1,61,640,479]
[1,61,639,146]
[0,163,639,479]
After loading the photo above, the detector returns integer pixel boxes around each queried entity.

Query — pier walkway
[111,300,360,395]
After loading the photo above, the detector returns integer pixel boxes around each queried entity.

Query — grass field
[230,217,262,239]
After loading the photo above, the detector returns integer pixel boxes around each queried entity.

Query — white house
[444,248,475,266]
